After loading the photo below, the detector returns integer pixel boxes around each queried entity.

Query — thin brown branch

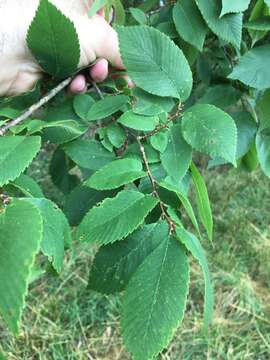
[137,119,171,141]
[0,77,73,136]
[91,81,104,99]
[138,104,182,141]
[136,137,176,233]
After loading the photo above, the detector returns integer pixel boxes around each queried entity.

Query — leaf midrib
[142,238,169,343]
[130,28,179,96]
[101,223,161,280]
[86,192,155,228]
[44,1,60,77]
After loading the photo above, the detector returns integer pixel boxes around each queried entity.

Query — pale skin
[0,0,125,97]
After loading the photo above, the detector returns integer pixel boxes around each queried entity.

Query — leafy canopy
[1,0,270,359]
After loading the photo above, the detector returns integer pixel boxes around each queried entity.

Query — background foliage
[1,0,270,358]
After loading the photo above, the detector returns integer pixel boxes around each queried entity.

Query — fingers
[69,63,134,95]
[69,74,87,93]
[77,14,124,70]
[93,15,124,69]
[69,58,108,94]
[90,58,109,83]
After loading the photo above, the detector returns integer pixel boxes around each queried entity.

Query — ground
[1,158,270,360]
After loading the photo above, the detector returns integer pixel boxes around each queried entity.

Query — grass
[1,158,270,359]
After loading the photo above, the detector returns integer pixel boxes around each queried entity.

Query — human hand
[0,0,124,97]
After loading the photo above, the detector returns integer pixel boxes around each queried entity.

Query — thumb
[77,15,124,70]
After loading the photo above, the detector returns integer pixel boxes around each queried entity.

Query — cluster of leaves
[1,0,270,358]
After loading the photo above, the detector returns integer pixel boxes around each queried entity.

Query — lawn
[1,158,270,360]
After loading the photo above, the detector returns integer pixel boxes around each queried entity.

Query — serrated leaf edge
[0,136,41,187]
[26,0,80,77]
[194,0,243,48]
[2,199,43,334]
[121,238,190,360]
[77,190,159,244]
[117,25,192,99]
[89,222,164,294]
[25,198,69,273]
[181,105,238,166]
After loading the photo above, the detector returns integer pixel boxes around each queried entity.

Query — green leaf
[42,120,86,145]
[100,131,114,152]
[257,88,270,131]
[129,7,148,24]
[0,136,41,186]
[63,139,115,170]
[242,143,259,172]
[107,123,126,148]
[125,143,160,164]
[25,120,46,135]
[206,111,255,168]
[133,103,163,116]
[233,112,257,159]
[87,95,129,121]
[229,45,270,90]
[121,236,189,360]
[256,129,270,177]
[76,190,158,245]
[139,165,167,193]
[220,0,251,17]
[176,227,214,330]
[85,158,146,190]
[139,0,158,12]
[190,163,213,241]
[9,174,44,198]
[88,0,108,17]
[244,16,270,31]
[118,111,159,131]
[182,104,237,165]
[173,0,208,51]
[132,88,175,113]
[50,148,79,194]
[248,0,269,46]
[89,222,168,294]
[117,25,193,100]
[161,123,192,182]
[27,0,80,78]
[0,107,20,119]
[195,0,243,48]
[73,94,95,120]
[43,98,80,122]
[26,198,71,273]
[22,117,86,141]
[150,131,168,153]
[156,21,179,39]
[0,199,42,333]
[112,0,126,25]
[159,179,201,237]
[64,185,115,226]
[197,85,242,109]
